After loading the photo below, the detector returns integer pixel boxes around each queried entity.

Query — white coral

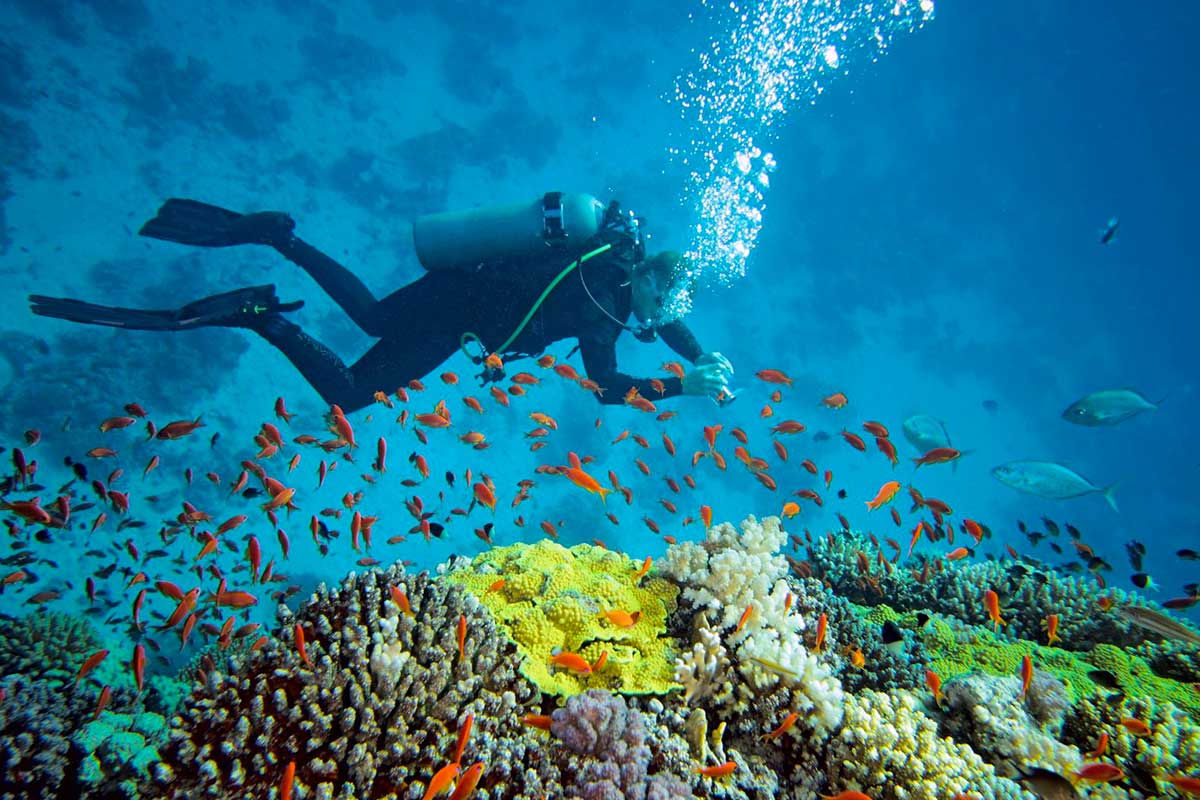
[673,620,730,704]
[737,626,844,736]
[367,613,408,694]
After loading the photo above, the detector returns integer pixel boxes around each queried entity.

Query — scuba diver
[29,193,733,413]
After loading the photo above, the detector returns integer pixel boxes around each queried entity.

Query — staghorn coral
[550,690,691,800]
[823,688,1028,800]
[445,540,680,696]
[151,565,557,800]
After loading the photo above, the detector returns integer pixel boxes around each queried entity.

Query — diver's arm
[657,320,704,362]
[578,336,683,405]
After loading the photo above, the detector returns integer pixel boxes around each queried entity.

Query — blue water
[0,0,1196,693]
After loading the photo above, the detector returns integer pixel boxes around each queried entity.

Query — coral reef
[823,688,1027,799]
[75,711,167,798]
[0,611,104,688]
[445,540,680,696]
[152,565,556,799]
[550,690,691,800]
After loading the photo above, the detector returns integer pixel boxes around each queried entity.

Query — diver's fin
[29,285,302,332]
[138,199,293,247]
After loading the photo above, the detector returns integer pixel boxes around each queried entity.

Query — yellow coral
[446,541,679,697]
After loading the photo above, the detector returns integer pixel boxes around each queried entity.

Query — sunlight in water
[666,0,936,319]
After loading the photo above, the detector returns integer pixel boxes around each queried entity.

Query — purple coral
[551,690,692,800]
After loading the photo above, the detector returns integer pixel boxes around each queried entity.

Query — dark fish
[1031,572,1049,586]
[1100,215,1119,244]
[84,549,106,558]
[1130,573,1156,591]
[72,462,88,481]
[1088,669,1121,689]
[1026,532,1046,546]
[143,549,169,562]
[1041,518,1060,537]
[210,433,220,447]
[117,519,147,530]
[1017,520,1027,533]
[836,489,847,500]
[1059,560,1080,572]
[445,471,455,487]
[428,522,445,539]
[34,530,53,544]
[1065,524,1081,540]
[1016,767,1080,799]
[880,621,905,655]
[1,552,36,566]
[74,502,96,512]
[982,399,999,414]
[1086,557,1111,573]
[1049,543,1063,555]
[241,488,263,498]
[95,562,118,579]
[915,612,931,628]
[1125,541,1145,571]
[1178,549,1200,561]
[813,431,831,442]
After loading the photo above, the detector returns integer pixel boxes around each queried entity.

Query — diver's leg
[252,315,374,412]
[139,199,382,335]
[252,316,457,413]
[272,234,381,335]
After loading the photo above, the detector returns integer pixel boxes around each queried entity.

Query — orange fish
[521,714,553,731]
[661,361,685,378]
[813,612,827,653]
[156,416,204,440]
[760,711,800,741]
[695,761,737,778]
[448,761,484,800]
[633,556,652,582]
[473,482,497,512]
[1164,775,1200,794]
[875,436,899,467]
[1019,654,1033,698]
[755,369,793,386]
[1119,717,1152,737]
[1086,732,1109,759]
[1042,613,1060,645]
[391,585,415,616]
[700,504,713,530]
[781,501,801,519]
[422,762,461,800]
[280,760,296,800]
[548,651,592,674]
[845,645,865,668]
[734,605,753,633]
[984,589,1005,631]
[75,649,110,685]
[865,480,901,511]
[132,642,145,692]
[294,623,311,667]
[913,447,961,468]
[946,547,972,561]
[601,609,641,628]
[925,669,943,705]
[821,392,848,408]
[561,467,611,503]
[1073,763,1125,784]
[840,430,866,451]
[770,420,806,434]
[862,421,889,438]
[456,614,467,660]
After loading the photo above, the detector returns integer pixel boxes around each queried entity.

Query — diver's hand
[695,352,733,379]
[682,362,730,397]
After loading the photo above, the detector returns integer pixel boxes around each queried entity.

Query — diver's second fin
[29,285,303,332]
[138,199,294,247]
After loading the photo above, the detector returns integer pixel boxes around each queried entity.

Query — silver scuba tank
[413,192,606,272]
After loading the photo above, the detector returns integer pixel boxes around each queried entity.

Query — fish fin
[1102,483,1120,513]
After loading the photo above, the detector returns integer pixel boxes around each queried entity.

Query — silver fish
[1062,388,1159,427]
[1118,604,1200,646]
[991,460,1118,512]
[902,415,951,453]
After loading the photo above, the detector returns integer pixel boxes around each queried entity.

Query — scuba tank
[413,192,606,272]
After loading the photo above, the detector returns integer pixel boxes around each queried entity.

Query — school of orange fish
[3,355,1198,798]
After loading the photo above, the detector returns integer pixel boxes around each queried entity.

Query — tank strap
[460,242,614,366]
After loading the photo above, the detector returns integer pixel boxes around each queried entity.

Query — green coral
[913,612,1200,718]
[74,710,167,796]
[0,611,104,688]
[446,540,679,697]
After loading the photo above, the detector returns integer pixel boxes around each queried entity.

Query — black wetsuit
[255,232,704,413]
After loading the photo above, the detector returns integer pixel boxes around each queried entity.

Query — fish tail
[1102,482,1120,513]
